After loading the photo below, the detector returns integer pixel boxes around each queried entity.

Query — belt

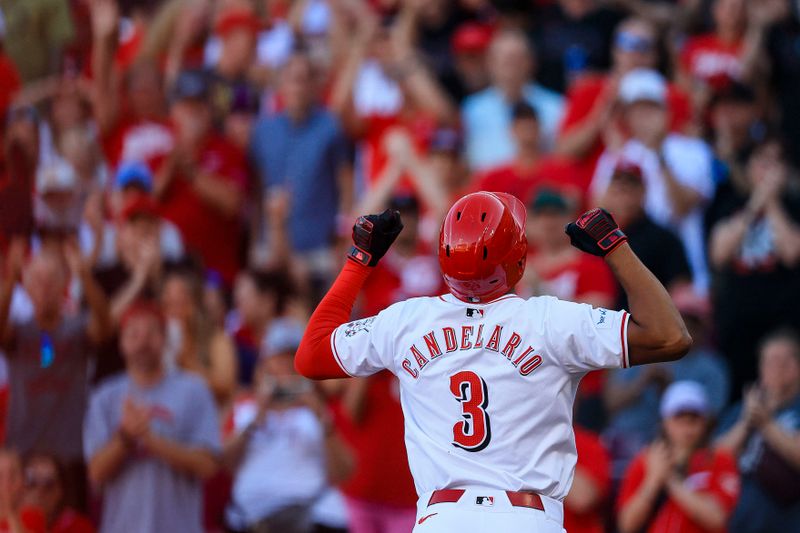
[427,489,544,511]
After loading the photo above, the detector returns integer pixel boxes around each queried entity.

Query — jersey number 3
[450,370,491,452]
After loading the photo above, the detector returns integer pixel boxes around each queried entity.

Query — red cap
[120,300,166,331]
[215,9,262,37]
[452,23,493,55]
[119,195,160,222]
[612,160,644,183]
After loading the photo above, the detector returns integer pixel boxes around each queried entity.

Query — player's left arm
[566,209,692,366]
[295,210,403,380]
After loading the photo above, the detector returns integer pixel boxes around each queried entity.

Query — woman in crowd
[22,453,94,533]
[617,381,739,533]
[161,267,238,406]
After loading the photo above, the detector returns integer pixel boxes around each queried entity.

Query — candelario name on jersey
[400,324,543,379]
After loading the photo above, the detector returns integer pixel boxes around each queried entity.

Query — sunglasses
[615,32,654,54]
[25,473,58,490]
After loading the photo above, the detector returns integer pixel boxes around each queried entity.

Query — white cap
[36,160,78,194]
[261,318,305,359]
[660,380,709,418]
[619,68,667,105]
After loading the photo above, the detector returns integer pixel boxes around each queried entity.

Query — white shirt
[331,293,630,500]
[591,135,714,293]
[226,401,326,527]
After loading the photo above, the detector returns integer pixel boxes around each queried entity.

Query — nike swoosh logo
[418,513,438,525]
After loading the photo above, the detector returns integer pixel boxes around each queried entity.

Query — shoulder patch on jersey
[343,316,376,337]
[591,307,613,329]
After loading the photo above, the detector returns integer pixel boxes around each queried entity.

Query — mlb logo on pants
[475,496,494,506]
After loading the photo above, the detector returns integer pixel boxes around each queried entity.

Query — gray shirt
[6,313,92,460]
[84,370,220,533]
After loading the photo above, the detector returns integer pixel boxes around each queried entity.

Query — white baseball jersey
[331,293,630,500]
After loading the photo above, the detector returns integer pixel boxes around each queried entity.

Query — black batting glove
[565,208,628,257]
[347,209,404,267]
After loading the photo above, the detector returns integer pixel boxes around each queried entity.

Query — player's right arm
[295,210,403,380]
[566,209,692,365]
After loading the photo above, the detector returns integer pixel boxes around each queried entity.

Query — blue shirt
[250,108,348,251]
[462,84,564,170]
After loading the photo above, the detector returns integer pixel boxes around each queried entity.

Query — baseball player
[295,192,691,532]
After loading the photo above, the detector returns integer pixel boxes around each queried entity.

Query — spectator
[0,242,111,511]
[472,101,585,204]
[205,8,260,124]
[617,381,740,533]
[715,328,800,532]
[358,196,444,317]
[231,269,294,387]
[599,160,692,310]
[591,68,714,293]
[330,373,418,533]
[521,189,616,308]
[556,17,692,181]
[462,29,564,169]
[563,423,612,533]
[22,453,94,533]
[161,268,237,406]
[707,137,800,392]
[707,80,761,185]
[0,449,46,533]
[90,0,174,173]
[669,287,731,416]
[80,162,184,269]
[679,0,748,89]
[84,300,220,533]
[250,52,352,287]
[154,69,248,286]
[531,0,626,94]
[223,319,352,533]
[439,22,492,103]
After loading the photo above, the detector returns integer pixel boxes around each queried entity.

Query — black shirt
[617,213,691,309]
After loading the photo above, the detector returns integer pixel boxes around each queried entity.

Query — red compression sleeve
[295,261,372,379]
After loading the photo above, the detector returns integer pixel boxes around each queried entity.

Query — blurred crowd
[0,0,799,532]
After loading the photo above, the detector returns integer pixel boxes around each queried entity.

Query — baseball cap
[452,23,493,55]
[619,68,667,105]
[120,299,166,331]
[660,381,710,418]
[171,70,210,102]
[214,8,262,37]
[261,318,305,359]
[36,161,78,194]
[115,161,153,192]
[389,194,420,215]
[530,188,569,213]
[511,101,538,121]
[712,78,756,106]
[611,160,644,185]
[119,195,160,222]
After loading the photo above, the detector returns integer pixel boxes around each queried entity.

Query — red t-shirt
[360,113,436,194]
[472,157,587,206]
[359,247,445,317]
[51,508,95,533]
[558,75,691,185]
[680,34,744,88]
[156,135,247,284]
[618,447,740,533]
[0,507,47,533]
[330,372,417,507]
[564,427,611,533]
[529,251,617,305]
[101,115,175,173]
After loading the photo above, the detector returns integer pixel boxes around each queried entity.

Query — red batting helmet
[439,192,527,303]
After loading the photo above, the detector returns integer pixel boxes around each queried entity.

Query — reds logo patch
[343,317,376,337]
